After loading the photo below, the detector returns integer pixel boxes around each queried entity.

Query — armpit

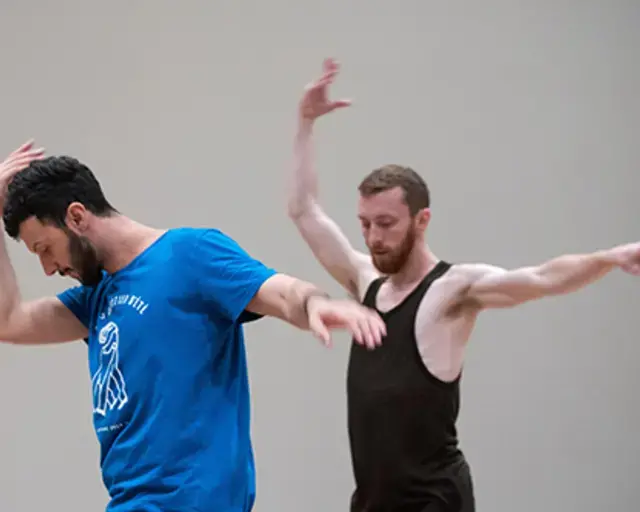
[446,263,508,309]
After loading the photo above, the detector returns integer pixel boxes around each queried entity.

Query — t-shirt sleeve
[189,228,278,323]
[57,285,94,329]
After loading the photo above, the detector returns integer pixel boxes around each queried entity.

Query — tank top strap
[361,276,387,308]
[391,260,453,313]
[360,261,452,312]
[413,260,452,299]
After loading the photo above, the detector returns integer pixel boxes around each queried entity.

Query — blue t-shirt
[57,227,277,512]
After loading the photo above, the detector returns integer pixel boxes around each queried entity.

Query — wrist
[597,248,622,267]
[302,290,330,316]
[297,112,316,128]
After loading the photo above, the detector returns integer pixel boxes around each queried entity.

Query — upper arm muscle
[2,297,88,344]
[464,264,545,309]
[292,203,378,298]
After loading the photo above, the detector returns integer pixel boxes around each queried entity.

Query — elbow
[287,199,316,224]
[248,274,311,329]
[286,194,305,221]
[0,310,20,343]
[287,202,304,221]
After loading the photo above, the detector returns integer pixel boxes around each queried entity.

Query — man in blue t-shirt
[0,142,387,511]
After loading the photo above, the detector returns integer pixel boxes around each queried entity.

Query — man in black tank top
[288,59,640,511]
[347,261,474,512]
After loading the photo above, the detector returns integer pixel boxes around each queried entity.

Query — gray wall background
[0,1,638,510]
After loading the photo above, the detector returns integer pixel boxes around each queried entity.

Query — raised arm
[0,141,88,345]
[0,296,88,345]
[461,243,640,310]
[288,59,378,299]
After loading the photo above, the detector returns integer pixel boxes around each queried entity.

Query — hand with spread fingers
[305,295,386,350]
[299,58,352,121]
[0,140,45,206]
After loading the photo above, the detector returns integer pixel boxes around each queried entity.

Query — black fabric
[346,261,475,512]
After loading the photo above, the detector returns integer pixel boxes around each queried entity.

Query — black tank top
[347,260,464,511]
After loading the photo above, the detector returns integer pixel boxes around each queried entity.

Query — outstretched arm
[288,59,378,299]
[190,228,385,349]
[245,272,332,330]
[462,243,638,310]
[246,273,384,348]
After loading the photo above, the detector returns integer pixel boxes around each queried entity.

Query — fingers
[322,57,339,73]
[309,300,386,350]
[309,314,332,348]
[622,262,640,276]
[364,312,386,349]
[305,72,336,93]
[371,312,387,342]
[10,139,35,156]
[350,318,365,346]
[4,148,45,170]
[309,59,341,91]
[1,146,45,184]
[330,99,352,111]
[9,147,44,163]
[348,308,386,350]
[317,70,340,90]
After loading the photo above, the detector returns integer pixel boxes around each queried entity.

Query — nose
[39,256,57,277]
[367,228,384,247]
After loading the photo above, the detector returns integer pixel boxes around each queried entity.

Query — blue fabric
[57,227,277,511]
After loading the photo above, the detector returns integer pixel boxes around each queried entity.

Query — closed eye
[375,218,396,229]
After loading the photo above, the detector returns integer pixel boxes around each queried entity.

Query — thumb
[623,262,640,275]
[308,314,332,348]
[330,99,352,111]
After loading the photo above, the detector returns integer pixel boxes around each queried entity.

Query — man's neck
[388,245,440,288]
[93,215,166,274]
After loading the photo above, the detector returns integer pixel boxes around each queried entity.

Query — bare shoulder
[422,262,506,312]
[432,262,495,288]
[410,264,473,313]
[449,262,507,283]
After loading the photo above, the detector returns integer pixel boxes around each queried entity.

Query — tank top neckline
[372,260,449,316]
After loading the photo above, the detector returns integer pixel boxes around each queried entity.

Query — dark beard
[371,228,416,274]
[67,231,104,286]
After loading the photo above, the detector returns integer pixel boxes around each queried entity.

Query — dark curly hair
[2,156,117,239]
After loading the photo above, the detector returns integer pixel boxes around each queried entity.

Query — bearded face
[18,216,104,286]
[358,187,429,275]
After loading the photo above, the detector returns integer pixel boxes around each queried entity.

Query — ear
[65,202,89,233]
[415,208,431,230]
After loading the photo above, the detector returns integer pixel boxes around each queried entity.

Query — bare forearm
[247,273,328,330]
[286,116,371,296]
[0,233,22,324]
[288,117,318,219]
[280,278,328,330]
[537,249,618,295]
